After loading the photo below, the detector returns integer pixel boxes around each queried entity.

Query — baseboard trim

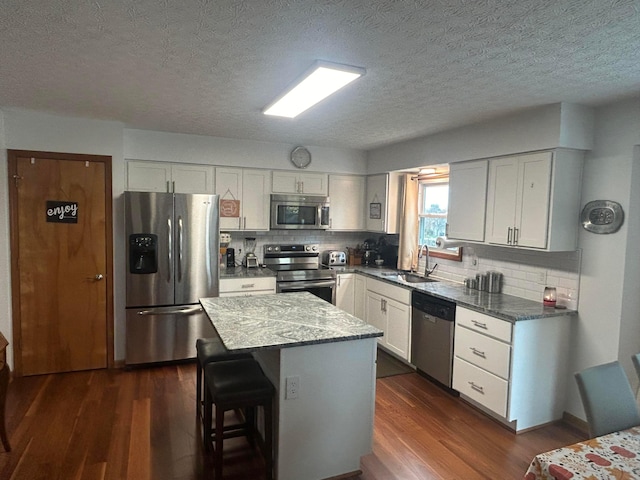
[562,411,589,435]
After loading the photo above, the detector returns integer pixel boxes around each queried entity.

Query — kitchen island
[200,292,383,480]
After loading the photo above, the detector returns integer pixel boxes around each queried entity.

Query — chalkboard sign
[46,201,78,224]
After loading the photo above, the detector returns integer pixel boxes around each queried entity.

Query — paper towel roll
[435,236,465,248]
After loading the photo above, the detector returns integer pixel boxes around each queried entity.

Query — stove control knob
[311,245,318,251]
[305,245,311,251]
[266,246,273,252]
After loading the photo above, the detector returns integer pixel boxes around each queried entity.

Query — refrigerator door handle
[167,217,172,282]
[137,306,203,316]
[178,216,183,282]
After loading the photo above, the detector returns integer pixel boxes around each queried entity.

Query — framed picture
[369,202,381,219]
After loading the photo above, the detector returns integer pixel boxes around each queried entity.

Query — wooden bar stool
[203,358,274,480]
[195,337,252,422]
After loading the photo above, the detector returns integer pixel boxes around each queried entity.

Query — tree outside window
[418,178,462,261]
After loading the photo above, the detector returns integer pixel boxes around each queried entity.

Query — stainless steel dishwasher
[411,290,457,391]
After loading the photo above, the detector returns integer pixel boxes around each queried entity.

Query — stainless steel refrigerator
[125,191,220,365]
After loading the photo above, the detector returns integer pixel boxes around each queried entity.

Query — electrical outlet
[285,375,299,400]
[537,271,547,284]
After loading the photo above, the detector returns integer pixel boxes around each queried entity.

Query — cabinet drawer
[453,357,508,417]
[456,307,512,343]
[219,277,276,294]
[455,325,511,379]
[365,278,411,304]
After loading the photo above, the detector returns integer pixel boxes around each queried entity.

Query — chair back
[575,360,640,438]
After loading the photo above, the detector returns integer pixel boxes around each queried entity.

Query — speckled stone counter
[351,266,577,323]
[200,291,382,352]
[200,291,380,480]
[219,266,276,279]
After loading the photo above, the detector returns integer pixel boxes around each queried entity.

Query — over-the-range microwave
[270,194,330,230]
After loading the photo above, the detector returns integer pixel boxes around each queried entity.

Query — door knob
[88,274,104,281]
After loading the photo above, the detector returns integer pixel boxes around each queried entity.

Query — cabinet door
[172,164,215,193]
[515,152,552,248]
[272,171,300,193]
[365,174,388,232]
[329,175,365,231]
[365,290,386,345]
[299,172,328,195]
[384,298,410,360]
[354,274,366,321]
[216,167,243,230]
[336,274,355,315]
[127,161,171,192]
[242,169,271,230]
[485,157,519,245]
[447,160,488,241]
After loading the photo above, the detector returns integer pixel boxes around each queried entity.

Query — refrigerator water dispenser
[129,234,158,274]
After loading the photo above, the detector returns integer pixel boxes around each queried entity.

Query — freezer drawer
[125,305,216,365]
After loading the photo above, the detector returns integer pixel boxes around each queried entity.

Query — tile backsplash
[421,244,581,309]
[227,231,581,310]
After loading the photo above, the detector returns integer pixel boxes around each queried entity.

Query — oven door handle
[278,280,336,291]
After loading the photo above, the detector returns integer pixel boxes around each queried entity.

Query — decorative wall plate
[290,146,311,169]
[581,200,624,234]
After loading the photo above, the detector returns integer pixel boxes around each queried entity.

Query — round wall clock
[290,146,311,169]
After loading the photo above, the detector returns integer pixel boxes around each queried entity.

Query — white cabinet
[452,306,572,431]
[215,167,271,231]
[328,175,365,231]
[272,171,328,195]
[484,150,583,250]
[365,173,402,233]
[219,277,276,297]
[365,278,411,360]
[447,160,488,242]
[354,274,366,321]
[127,161,214,193]
[336,273,356,315]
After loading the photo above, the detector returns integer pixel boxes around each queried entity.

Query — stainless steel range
[264,243,336,304]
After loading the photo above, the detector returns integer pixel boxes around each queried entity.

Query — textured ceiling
[1,0,639,150]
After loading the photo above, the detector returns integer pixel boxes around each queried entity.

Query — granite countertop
[200,292,383,352]
[349,266,578,323]
[219,265,577,323]
[219,266,277,279]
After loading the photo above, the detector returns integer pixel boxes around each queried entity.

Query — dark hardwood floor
[0,362,585,480]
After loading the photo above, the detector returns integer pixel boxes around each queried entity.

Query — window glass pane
[418,183,449,246]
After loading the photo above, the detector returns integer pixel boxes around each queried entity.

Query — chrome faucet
[419,244,438,276]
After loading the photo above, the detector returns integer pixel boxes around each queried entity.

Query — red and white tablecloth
[524,426,640,479]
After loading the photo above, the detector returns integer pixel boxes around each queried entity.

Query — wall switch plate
[285,375,299,400]
[537,271,547,284]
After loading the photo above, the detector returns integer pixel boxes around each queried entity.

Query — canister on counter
[487,271,503,293]
[476,273,488,291]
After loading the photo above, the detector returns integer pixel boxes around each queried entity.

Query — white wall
[124,129,366,173]
[564,99,640,417]
[367,102,594,174]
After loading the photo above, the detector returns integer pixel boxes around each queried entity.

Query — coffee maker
[362,238,377,266]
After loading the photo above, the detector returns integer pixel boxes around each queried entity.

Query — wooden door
[9,151,113,376]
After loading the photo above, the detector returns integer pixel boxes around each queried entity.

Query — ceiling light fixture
[263,61,366,118]
[419,168,437,175]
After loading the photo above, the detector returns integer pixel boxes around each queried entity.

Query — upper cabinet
[485,150,583,251]
[216,167,271,231]
[272,171,328,195]
[365,173,401,233]
[447,160,488,242]
[328,175,365,231]
[127,161,214,193]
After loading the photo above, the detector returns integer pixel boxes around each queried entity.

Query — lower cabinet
[452,306,572,431]
[365,277,411,361]
[219,277,276,297]
[336,273,356,315]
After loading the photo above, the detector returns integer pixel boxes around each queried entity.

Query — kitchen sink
[399,273,438,283]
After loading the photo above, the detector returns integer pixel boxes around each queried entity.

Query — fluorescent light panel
[263,61,365,118]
